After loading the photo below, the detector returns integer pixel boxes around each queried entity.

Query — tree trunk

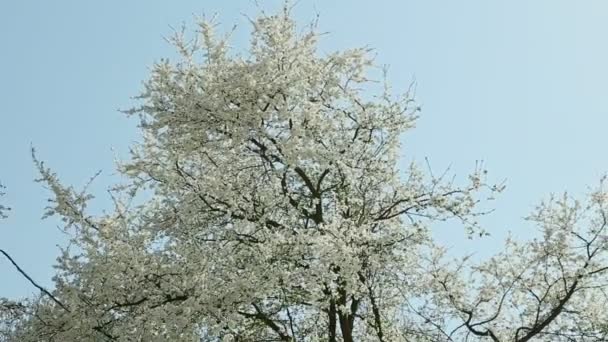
[328,299,337,342]
[339,313,354,342]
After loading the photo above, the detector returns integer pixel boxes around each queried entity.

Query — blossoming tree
[2,5,608,342]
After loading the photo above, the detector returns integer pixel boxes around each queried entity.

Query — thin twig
[0,249,70,312]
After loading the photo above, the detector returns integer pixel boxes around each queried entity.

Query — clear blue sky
[2,0,608,299]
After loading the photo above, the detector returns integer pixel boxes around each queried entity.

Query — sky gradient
[2,0,608,299]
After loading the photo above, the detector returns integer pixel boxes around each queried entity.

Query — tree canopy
[2,5,608,342]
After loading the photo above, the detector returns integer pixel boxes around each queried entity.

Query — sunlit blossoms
[2,5,608,342]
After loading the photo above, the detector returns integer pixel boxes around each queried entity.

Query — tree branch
[0,249,70,312]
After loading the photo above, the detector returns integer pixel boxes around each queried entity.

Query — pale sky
[2,0,608,299]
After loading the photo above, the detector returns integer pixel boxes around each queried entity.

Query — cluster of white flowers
[2,5,607,342]
[417,180,608,341]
